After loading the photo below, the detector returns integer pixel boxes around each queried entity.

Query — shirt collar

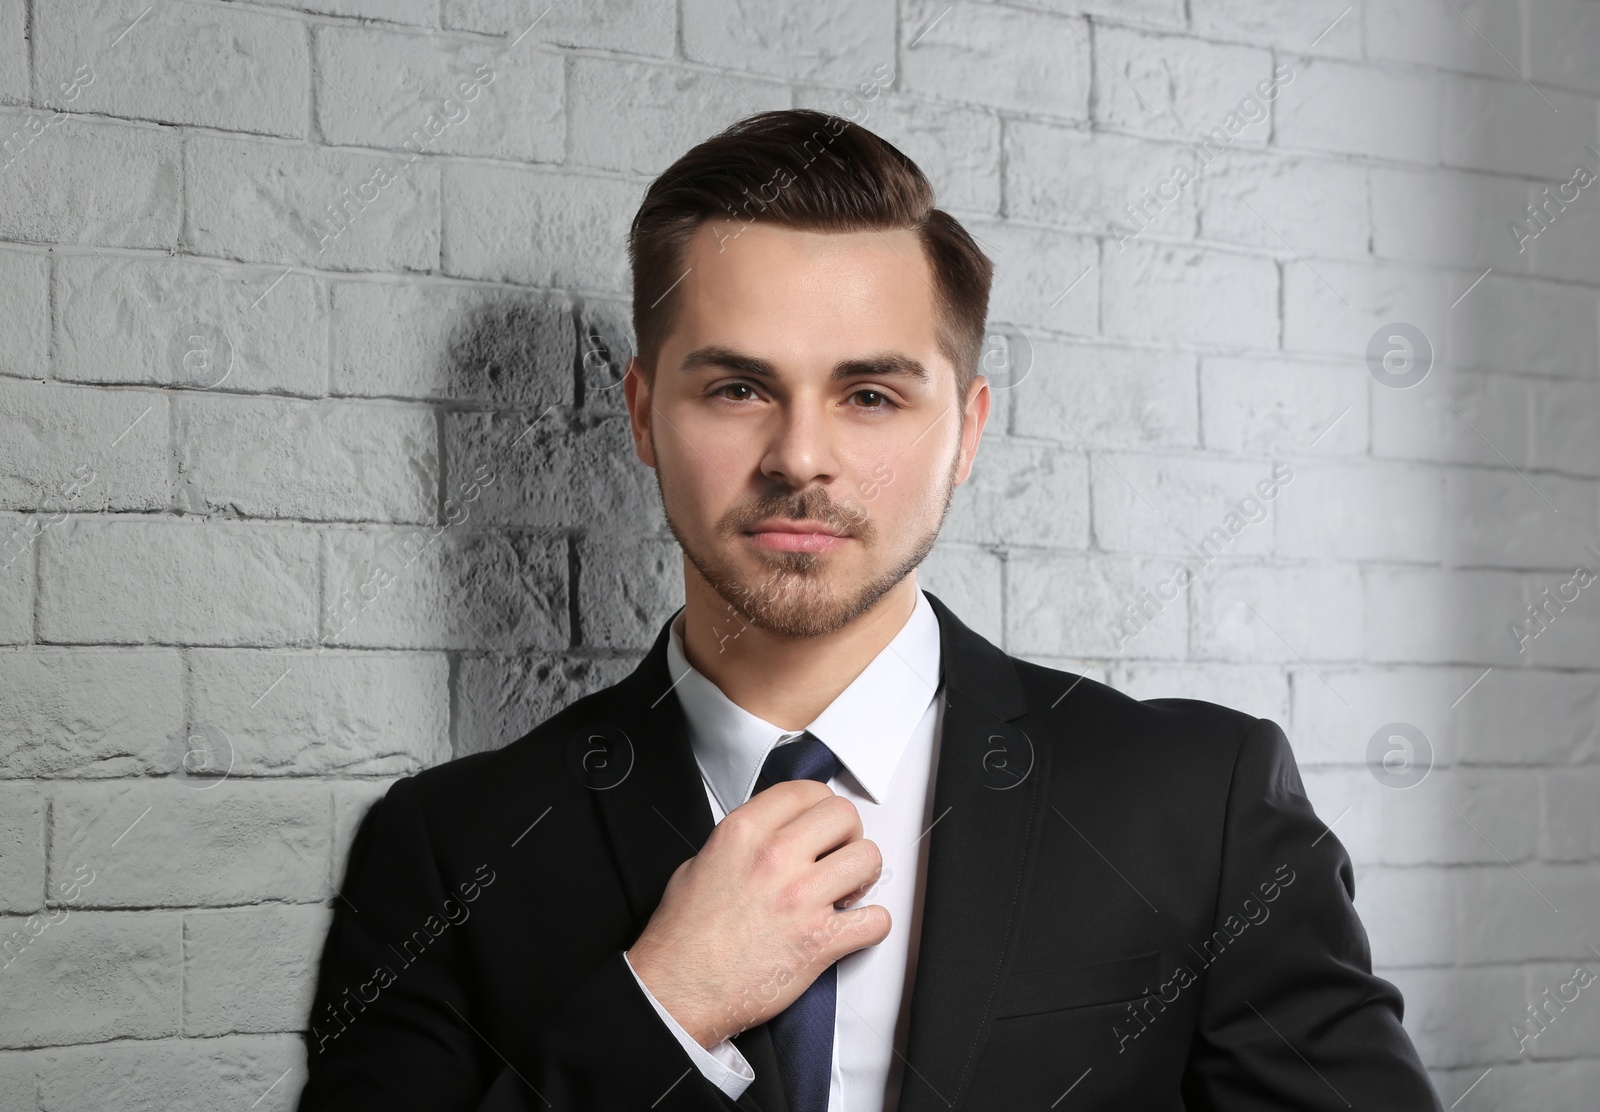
[666,587,942,814]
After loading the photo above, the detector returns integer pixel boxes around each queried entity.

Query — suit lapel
[589,607,788,1112]
[893,592,1048,1112]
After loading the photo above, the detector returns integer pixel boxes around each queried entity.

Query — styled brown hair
[627,109,994,406]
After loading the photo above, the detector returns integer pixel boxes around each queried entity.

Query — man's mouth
[743,520,853,552]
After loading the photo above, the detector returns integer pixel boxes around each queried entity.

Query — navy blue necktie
[756,732,843,1112]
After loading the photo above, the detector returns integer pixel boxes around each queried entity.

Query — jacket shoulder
[1008,658,1268,771]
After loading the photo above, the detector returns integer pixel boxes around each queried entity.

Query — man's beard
[653,431,963,640]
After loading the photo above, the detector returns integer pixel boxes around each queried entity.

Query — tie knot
[758,731,842,788]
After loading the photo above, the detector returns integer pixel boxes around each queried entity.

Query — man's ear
[623,357,656,468]
[953,373,991,486]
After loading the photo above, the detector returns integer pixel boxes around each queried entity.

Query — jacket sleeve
[295,775,746,1112]
[1178,717,1444,1112]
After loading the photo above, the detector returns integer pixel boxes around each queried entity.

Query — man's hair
[627,109,994,405]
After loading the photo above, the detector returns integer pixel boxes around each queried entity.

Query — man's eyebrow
[678,346,930,385]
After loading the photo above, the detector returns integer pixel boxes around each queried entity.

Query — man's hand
[625,779,892,1048]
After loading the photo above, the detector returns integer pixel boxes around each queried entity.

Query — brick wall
[1,0,1597,1106]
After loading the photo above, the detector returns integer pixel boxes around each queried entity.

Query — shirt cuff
[622,949,755,1099]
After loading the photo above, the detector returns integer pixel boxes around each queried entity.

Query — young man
[297,110,1442,1111]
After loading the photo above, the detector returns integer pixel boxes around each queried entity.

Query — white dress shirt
[622,586,945,1112]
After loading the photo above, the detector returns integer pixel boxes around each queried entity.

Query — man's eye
[853,389,896,410]
[712,382,757,402]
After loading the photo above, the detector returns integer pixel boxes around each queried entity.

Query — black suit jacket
[296,590,1443,1111]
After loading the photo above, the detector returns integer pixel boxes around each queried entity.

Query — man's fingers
[806,837,883,908]
[778,792,864,863]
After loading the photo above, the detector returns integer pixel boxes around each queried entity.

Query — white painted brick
[1444,469,1600,568]
[918,543,1005,646]
[0,910,180,1047]
[188,649,449,777]
[1289,665,1470,769]
[0,514,29,643]
[1199,355,1366,456]
[1520,958,1600,1060]
[443,410,663,531]
[1283,258,1449,362]
[1543,769,1600,862]
[322,525,567,652]
[0,0,22,104]
[183,905,333,1035]
[1111,661,1289,724]
[35,0,308,137]
[899,1,1086,118]
[1081,0,1185,27]
[174,394,437,523]
[686,0,895,88]
[1364,0,1521,78]
[0,112,180,248]
[331,279,573,405]
[1197,151,1368,259]
[569,56,787,175]
[441,164,635,290]
[794,87,1002,216]
[456,653,637,757]
[1362,567,1565,667]
[1379,767,1540,866]
[1440,76,1598,180]
[444,0,676,56]
[315,25,563,163]
[257,0,435,25]
[1427,1059,1600,1109]
[1006,552,1189,659]
[185,135,439,272]
[1353,865,1456,966]
[1448,273,1599,379]
[331,779,393,880]
[1370,166,1532,274]
[1274,460,1444,562]
[1192,0,1362,58]
[0,248,47,380]
[1102,242,1277,349]
[1528,167,1600,285]
[1275,58,1441,163]
[0,785,44,912]
[1385,965,1526,1069]
[1458,865,1600,963]
[945,436,1089,549]
[1510,568,1600,671]
[53,253,328,395]
[37,517,319,646]
[1370,369,1531,470]
[1007,125,1196,240]
[573,533,679,651]
[0,648,182,778]
[1011,340,1198,451]
[0,379,168,512]
[1092,25,1273,143]
[1091,452,1280,557]
[36,1033,305,1112]
[1529,0,1600,95]
[1533,380,1600,477]
[962,221,1097,337]
[49,781,331,907]
[0,1052,29,1110]
[1191,562,1362,662]
[1454,669,1598,766]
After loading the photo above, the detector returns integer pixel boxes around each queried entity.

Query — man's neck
[675,577,921,731]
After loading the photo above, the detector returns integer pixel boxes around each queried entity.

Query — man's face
[624,220,989,639]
